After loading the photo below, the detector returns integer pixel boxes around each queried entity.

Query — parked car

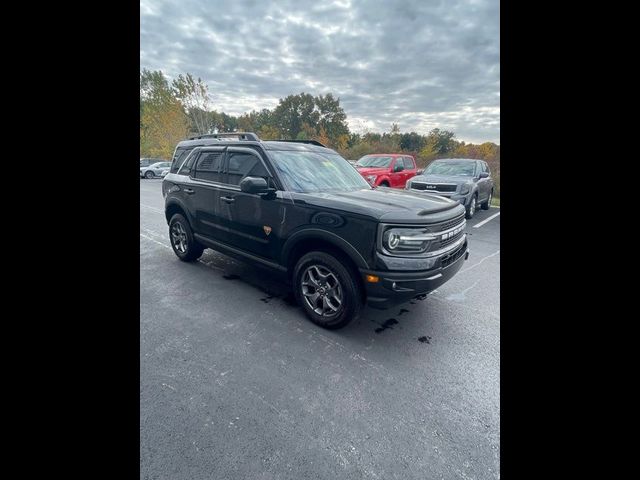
[354,154,418,188]
[163,132,469,330]
[140,161,172,179]
[140,157,165,168]
[406,158,494,219]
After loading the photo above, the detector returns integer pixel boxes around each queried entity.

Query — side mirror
[479,172,490,178]
[394,164,404,172]
[416,169,424,175]
[240,176,272,195]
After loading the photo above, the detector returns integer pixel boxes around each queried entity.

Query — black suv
[163,132,469,329]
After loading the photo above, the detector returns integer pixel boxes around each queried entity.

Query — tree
[140,69,189,159]
[315,93,349,145]
[272,93,318,139]
[172,73,214,135]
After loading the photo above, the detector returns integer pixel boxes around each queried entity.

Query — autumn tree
[140,69,189,159]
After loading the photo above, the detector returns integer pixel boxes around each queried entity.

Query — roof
[175,136,336,154]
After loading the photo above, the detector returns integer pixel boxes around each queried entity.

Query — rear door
[477,161,490,201]
[389,157,402,187]
[189,148,226,240]
[402,156,416,185]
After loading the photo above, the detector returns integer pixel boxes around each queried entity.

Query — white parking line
[473,211,500,228]
[140,203,163,213]
[140,233,171,250]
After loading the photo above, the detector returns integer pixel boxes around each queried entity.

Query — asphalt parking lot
[140,179,500,480]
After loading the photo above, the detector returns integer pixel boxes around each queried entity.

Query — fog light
[366,275,379,283]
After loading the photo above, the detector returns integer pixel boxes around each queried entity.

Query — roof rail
[188,132,261,141]
[269,139,327,148]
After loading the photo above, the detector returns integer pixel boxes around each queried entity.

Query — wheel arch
[165,198,195,227]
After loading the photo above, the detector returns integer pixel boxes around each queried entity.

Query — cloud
[141,0,500,143]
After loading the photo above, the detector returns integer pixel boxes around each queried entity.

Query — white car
[140,161,171,179]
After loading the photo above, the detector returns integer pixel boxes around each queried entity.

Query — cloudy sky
[140,0,499,144]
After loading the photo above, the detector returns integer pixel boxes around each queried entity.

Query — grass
[491,196,500,207]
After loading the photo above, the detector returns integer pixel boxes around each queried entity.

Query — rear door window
[194,151,224,182]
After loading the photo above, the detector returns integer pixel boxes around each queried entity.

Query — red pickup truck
[354,154,419,188]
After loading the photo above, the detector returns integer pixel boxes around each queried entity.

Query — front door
[216,147,283,261]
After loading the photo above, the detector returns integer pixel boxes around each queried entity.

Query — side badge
[263,225,272,236]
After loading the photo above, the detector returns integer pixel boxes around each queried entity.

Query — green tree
[272,93,318,139]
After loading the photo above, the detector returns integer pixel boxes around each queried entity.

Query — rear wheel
[293,251,362,330]
[169,214,204,262]
[379,181,389,187]
[481,190,493,210]
[145,170,155,179]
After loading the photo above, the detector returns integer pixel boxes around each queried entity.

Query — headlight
[405,180,412,190]
[365,175,377,184]
[460,183,471,195]
[382,227,436,254]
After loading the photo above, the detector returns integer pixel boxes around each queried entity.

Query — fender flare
[281,228,370,270]
[165,197,195,227]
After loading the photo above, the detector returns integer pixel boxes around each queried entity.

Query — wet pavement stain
[398,308,410,316]
[418,336,432,344]
[260,294,277,303]
[375,318,399,334]
[222,274,240,280]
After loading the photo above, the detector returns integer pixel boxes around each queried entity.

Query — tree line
[140,69,500,195]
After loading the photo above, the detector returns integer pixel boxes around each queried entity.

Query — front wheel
[169,214,204,262]
[145,170,155,179]
[466,194,477,219]
[293,251,362,330]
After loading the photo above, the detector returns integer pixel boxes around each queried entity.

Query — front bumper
[361,238,469,309]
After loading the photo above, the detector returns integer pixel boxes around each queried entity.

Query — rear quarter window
[170,148,193,173]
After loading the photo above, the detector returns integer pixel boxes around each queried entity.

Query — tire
[466,194,477,219]
[169,213,204,262]
[481,190,493,210]
[293,251,363,330]
[379,181,389,187]
[145,170,155,179]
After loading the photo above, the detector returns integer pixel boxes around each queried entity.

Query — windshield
[425,161,476,176]
[269,150,371,193]
[355,155,393,168]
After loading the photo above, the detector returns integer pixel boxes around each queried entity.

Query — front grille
[432,213,465,233]
[435,230,465,250]
[440,241,467,268]
[411,182,457,193]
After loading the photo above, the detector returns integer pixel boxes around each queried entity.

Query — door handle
[221,196,235,204]
[183,188,195,194]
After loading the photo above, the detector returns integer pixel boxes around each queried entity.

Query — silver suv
[140,161,171,179]
[406,158,494,219]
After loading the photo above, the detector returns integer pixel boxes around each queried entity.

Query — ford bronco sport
[163,132,469,329]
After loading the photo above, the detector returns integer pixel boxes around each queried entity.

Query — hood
[290,188,465,224]
[354,166,389,176]
[411,174,473,185]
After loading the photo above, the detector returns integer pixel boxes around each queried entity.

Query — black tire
[293,251,363,330]
[145,170,155,179]
[481,190,493,210]
[465,194,477,219]
[379,181,389,187]
[168,213,204,262]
